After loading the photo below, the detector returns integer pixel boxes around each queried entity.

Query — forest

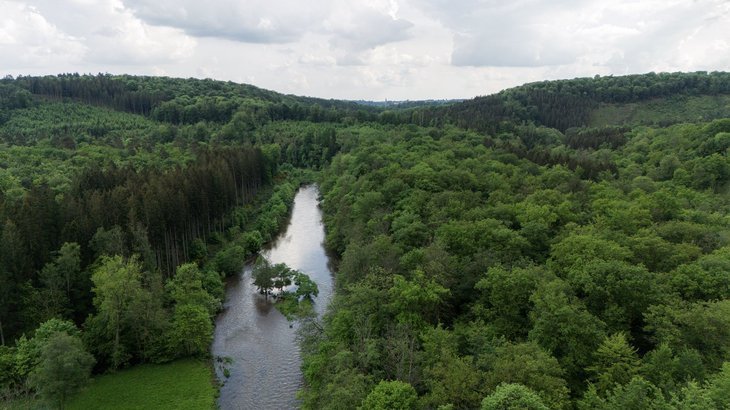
[0,71,729,409]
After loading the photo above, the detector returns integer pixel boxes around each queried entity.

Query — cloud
[0,1,86,69]
[595,0,730,73]
[122,0,414,68]
[415,0,730,70]
[121,0,330,43]
[2,0,730,101]
[1,0,196,69]
[327,9,413,52]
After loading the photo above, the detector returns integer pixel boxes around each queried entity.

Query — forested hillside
[301,119,730,409]
[0,74,342,406]
[0,72,729,409]
[382,71,730,134]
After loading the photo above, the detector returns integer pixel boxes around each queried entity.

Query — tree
[481,383,549,410]
[639,343,681,395]
[252,258,275,298]
[588,333,640,395]
[473,266,542,340]
[705,362,730,409]
[294,272,319,300]
[14,318,81,380]
[88,255,144,370]
[645,300,730,370]
[38,242,82,319]
[419,326,485,409]
[89,226,126,259]
[578,377,669,410]
[167,263,220,316]
[28,332,95,409]
[214,243,246,277]
[168,304,212,357]
[388,270,448,326]
[273,264,294,294]
[528,280,606,390]
[484,342,570,409]
[360,380,418,410]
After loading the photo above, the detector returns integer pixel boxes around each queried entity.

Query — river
[211,185,334,410]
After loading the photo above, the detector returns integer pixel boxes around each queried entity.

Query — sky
[1,0,729,100]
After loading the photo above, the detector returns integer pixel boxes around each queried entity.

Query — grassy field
[3,359,216,410]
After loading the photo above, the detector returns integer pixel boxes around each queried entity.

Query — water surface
[212,185,334,409]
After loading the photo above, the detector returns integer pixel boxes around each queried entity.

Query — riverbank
[3,359,214,410]
[2,169,314,410]
[212,184,335,409]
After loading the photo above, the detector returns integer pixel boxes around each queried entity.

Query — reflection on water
[212,185,334,410]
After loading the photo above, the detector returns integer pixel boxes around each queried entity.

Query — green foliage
[14,318,81,382]
[28,332,94,409]
[0,345,17,393]
[251,258,281,297]
[481,383,549,410]
[484,342,570,409]
[360,380,418,410]
[166,263,220,316]
[38,242,82,319]
[705,362,730,409]
[588,333,640,395]
[645,300,730,370]
[252,258,319,319]
[579,377,670,410]
[3,71,730,410]
[294,271,319,300]
[213,243,246,277]
[473,266,542,340]
[528,280,606,388]
[303,96,730,408]
[168,304,212,358]
[87,256,144,369]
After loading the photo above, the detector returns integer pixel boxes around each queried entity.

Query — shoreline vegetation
[2,170,309,410]
[1,72,729,409]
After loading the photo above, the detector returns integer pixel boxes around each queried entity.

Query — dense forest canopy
[0,72,729,409]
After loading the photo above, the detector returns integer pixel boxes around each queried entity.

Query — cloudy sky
[1,0,729,100]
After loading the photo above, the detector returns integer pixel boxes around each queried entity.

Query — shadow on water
[212,185,334,410]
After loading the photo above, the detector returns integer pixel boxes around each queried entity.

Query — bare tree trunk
[0,318,5,346]
[114,318,121,369]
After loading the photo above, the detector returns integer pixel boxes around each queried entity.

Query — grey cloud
[122,0,328,43]
[123,0,414,58]
[329,10,413,51]
[450,28,579,67]
[415,0,730,69]
[416,0,588,67]
[594,0,727,72]
[2,0,195,66]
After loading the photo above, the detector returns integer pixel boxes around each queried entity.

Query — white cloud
[0,0,729,100]
[1,0,195,69]
[325,7,413,52]
[121,0,328,43]
[417,0,730,71]
[0,1,86,69]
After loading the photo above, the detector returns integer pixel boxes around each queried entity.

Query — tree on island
[252,258,319,321]
[253,258,295,298]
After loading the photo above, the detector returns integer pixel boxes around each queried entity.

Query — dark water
[212,185,334,410]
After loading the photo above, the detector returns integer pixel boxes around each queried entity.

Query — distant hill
[352,99,462,109]
[399,71,730,133]
[0,73,381,126]
[3,72,730,138]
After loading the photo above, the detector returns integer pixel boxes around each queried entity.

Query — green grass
[3,359,216,410]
